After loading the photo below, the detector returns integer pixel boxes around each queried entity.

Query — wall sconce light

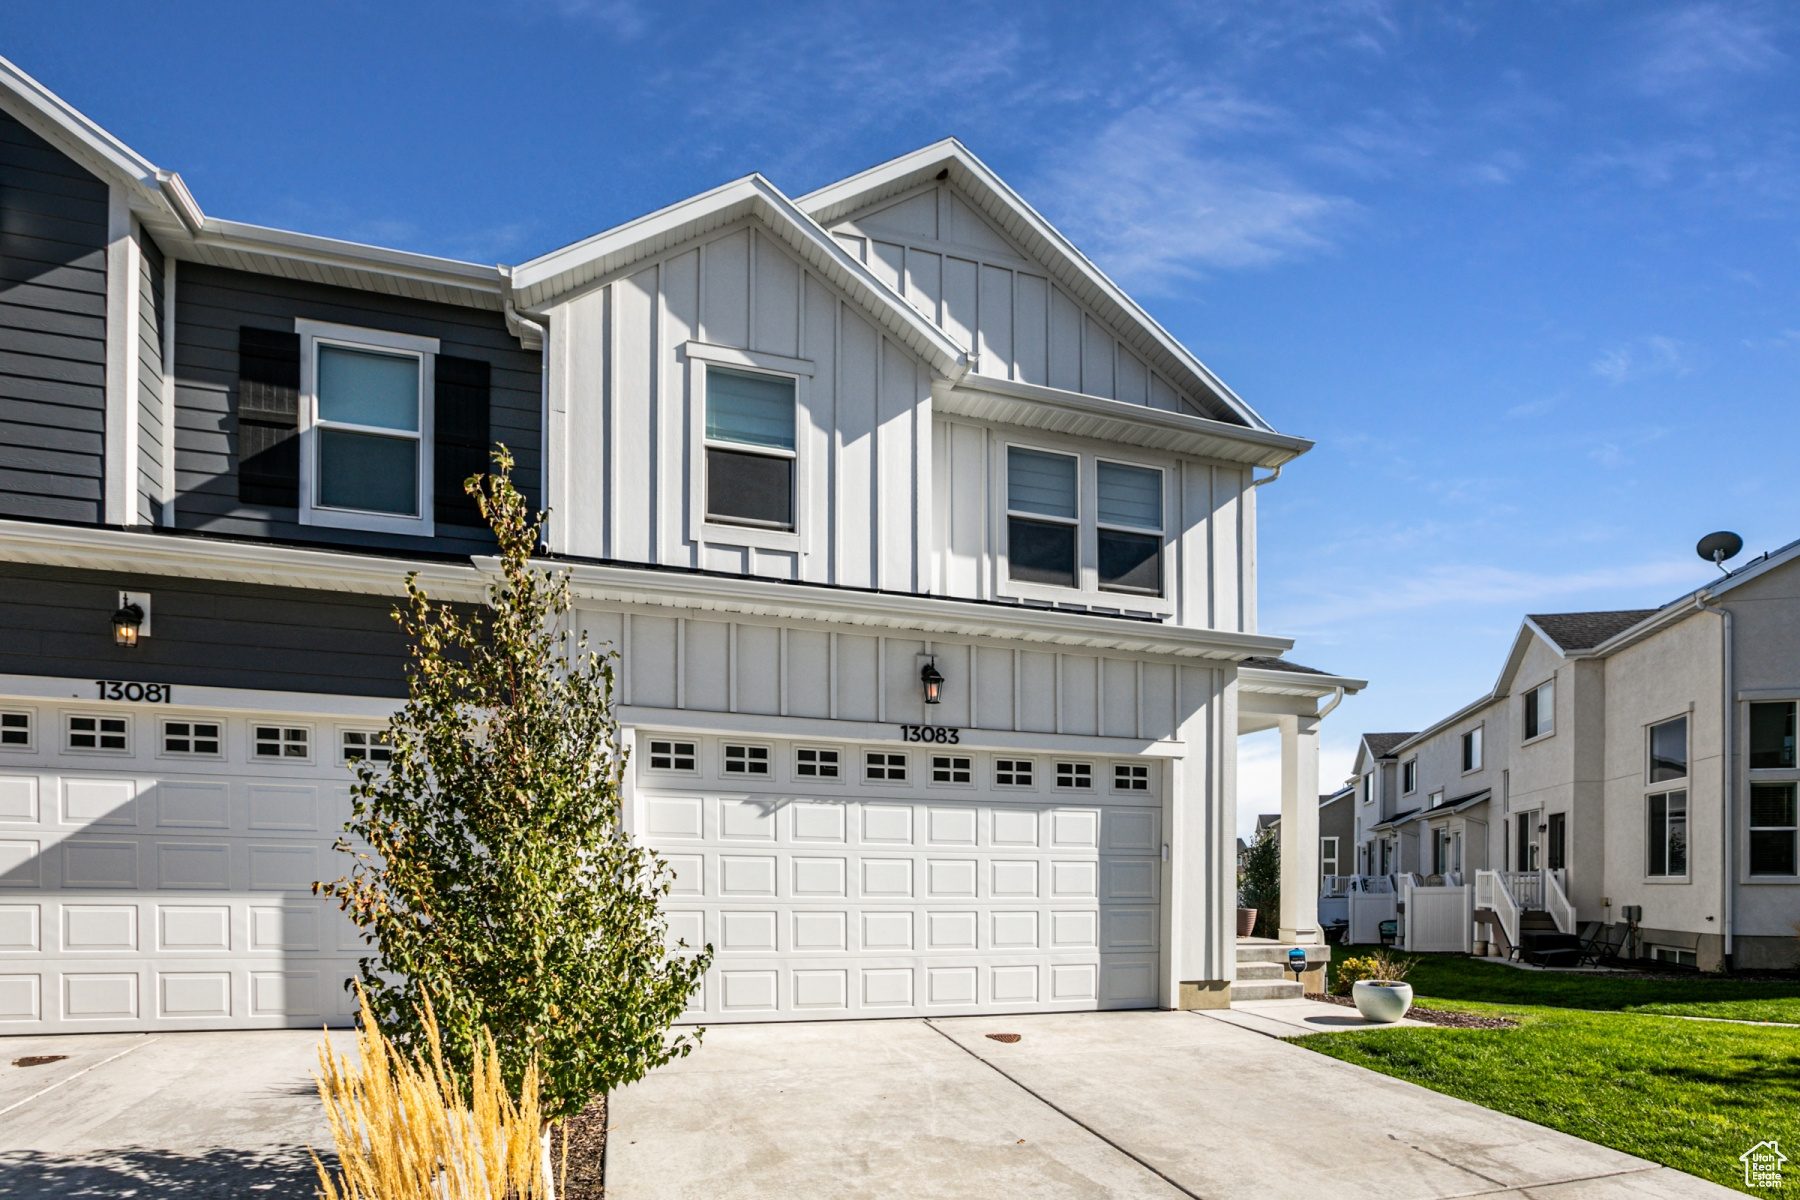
[112,591,151,649]
[919,658,944,705]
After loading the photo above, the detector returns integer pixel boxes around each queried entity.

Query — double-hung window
[1006,447,1078,587]
[298,320,438,535]
[1096,461,1163,595]
[704,367,796,531]
[1647,790,1687,877]
[1749,702,1796,769]
[1648,716,1687,783]
[1749,784,1797,876]
[1523,679,1554,740]
[1401,759,1416,794]
[1461,726,1483,772]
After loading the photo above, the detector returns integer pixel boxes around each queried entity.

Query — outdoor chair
[1576,921,1626,966]
[1378,919,1397,946]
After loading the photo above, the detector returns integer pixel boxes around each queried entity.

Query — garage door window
[795,747,840,780]
[865,752,907,782]
[723,744,771,776]
[994,758,1034,787]
[255,726,311,760]
[67,714,128,753]
[648,739,697,773]
[0,711,32,749]
[162,721,221,756]
[1055,762,1094,790]
[342,730,393,763]
[1113,763,1148,792]
[931,755,972,785]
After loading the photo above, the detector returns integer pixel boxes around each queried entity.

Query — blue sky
[9,2,1799,828]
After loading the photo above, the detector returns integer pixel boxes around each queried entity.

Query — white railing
[1344,874,1394,894]
[1503,870,1544,911]
[1476,869,1519,951]
[1544,868,1576,935]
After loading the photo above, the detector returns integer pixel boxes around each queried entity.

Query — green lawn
[1306,950,1800,1195]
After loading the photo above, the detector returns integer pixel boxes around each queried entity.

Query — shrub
[1238,826,1280,939]
[1331,950,1416,995]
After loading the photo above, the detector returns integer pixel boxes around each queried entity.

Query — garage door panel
[990,808,1038,847]
[645,795,703,839]
[860,858,912,897]
[860,910,913,951]
[926,807,977,845]
[664,853,705,895]
[1103,857,1159,901]
[62,778,136,827]
[0,972,40,1020]
[1050,859,1096,898]
[991,963,1039,1003]
[1105,809,1160,852]
[0,839,38,887]
[990,859,1039,898]
[1050,809,1098,848]
[1101,957,1158,1007]
[859,967,913,1008]
[1051,962,1098,1001]
[791,800,845,842]
[665,909,705,953]
[719,855,777,896]
[926,858,977,897]
[792,910,846,951]
[159,904,230,951]
[159,842,230,890]
[250,905,318,951]
[248,785,317,831]
[159,971,231,1019]
[791,856,845,896]
[154,781,230,829]
[0,776,39,822]
[65,971,138,1019]
[721,969,779,1011]
[720,910,778,951]
[990,910,1039,949]
[1050,909,1096,948]
[926,910,978,950]
[0,902,40,950]
[927,964,977,1005]
[248,844,316,892]
[720,799,776,841]
[63,904,137,952]
[63,840,136,888]
[793,968,848,1010]
[860,805,913,844]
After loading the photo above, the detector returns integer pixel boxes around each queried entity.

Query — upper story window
[1461,726,1483,773]
[1361,773,1374,803]
[1401,759,1416,794]
[1648,715,1687,783]
[1006,447,1078,588]
[705,367,796,531]
[297,320,439,537]
[1095,461,1163,596]
[1523,679,1554,740]
[1749,702,1796,770]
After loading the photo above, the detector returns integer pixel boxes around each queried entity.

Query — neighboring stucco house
[1355,546,1800,971]
[1350,732,1416,875]
[0,56,1359,1033]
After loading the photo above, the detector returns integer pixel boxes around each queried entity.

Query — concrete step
[1236,943,1331,965]
[1232,980,1305,1001]
[1236,962,1287,981]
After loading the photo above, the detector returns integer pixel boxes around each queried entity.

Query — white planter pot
[1352,980,1413,1023]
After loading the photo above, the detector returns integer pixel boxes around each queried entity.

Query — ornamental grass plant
[1331,949,1416,995]
[312,986,548,1200]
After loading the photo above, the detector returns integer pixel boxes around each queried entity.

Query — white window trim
[1401,758,1416,795]
[993,756,1038,790]
[338,726,394,765]
[1111,761,1152,794]
[928,752,976,788]
[1052,760,1097,791]
[251,721,316,765]
[1522,679,1556,744]
[995,439,1175,616]
[1744,696,1800,780]
[157,716,226,761]
[64,711,132,755]
[1646,712,1690,786]
[720,741,775,778]
[1645,788,1690,881]
[644,736,701,776]
[296,318,439,537]
[0,708,36,752]
[1093,455,1168,602]
[685,354,808,554]
[793,745,844,784]
[861,748,911,786]
[1461,724,1484,775]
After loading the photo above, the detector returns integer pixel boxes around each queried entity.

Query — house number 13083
[899,724,960,743]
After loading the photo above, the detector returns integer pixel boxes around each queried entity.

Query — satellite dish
[1697,531,1743,571]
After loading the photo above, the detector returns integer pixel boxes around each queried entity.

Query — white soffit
[1238,666,1367,698]
[509,175,971,382]
[798,139,1274,432]
[940,376,1311,469]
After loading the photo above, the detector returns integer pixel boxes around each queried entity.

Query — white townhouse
[0,55,1358,1034]
[1352,541,1800,971]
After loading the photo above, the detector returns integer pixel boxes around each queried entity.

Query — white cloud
[1034,88,1350,290]
[534,0,646,40]
[1236,730,1359,840]
[1634,3,1785,96]
[1591,335,1690,384]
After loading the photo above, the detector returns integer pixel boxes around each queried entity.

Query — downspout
[1249,463,1283,489]
[1316,685,1345,720]
[1696,591,1733,968]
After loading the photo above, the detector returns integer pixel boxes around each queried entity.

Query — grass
[1304,949,1800,1195]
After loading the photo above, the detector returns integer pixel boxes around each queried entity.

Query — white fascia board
[0,55,161,189]
[488,557,1291,661]
[510,175,970,382]
[0,672,401,719]
[798,139,1275,433]
[185,218,505,296]
[938,375,1311,469]
[0,518,486,601]
[1238,666,1367,698]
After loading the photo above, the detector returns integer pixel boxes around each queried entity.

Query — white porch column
[1278,713,1321,944]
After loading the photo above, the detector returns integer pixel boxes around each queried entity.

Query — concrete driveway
[606,1009,1737,1200]
[0,1030,339,1198]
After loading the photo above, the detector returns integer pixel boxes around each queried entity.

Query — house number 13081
[899,724,960,743]
[95,680,171,702]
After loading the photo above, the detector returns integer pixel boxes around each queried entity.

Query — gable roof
[798,139,1272,432]
[1362,733,1415,759]
[508,174,970,383]
[1526,610,1660,653]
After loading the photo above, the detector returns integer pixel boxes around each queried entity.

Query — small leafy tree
[1238,825,1280,940]
[317,448,710,1122]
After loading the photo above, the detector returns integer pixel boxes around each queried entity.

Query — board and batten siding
[828,184,1195,414]
[171,263,541,556]
[0,106,110,523]
[550,221,929,591]
[0,563,414,698]
[934,419,1257,634]
[136,230,165,525]
[579,607,1186,741]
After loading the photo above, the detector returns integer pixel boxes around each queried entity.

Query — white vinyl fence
[1404,885,1473,954]
[1348,889,1398,945]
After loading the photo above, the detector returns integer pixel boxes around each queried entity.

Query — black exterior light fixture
[112,602,145,648]
[920,658,944,705]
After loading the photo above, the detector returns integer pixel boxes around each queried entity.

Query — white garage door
[0,698,374,1033]
[637,735,1163,1021]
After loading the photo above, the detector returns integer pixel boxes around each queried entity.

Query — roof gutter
[1696,589,1734,967]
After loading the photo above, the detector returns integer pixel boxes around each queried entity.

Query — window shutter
[434,355,491,528]
[236,327,301,507]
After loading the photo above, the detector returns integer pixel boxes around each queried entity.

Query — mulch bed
[549,1095,607,1200]
[1313,992,1518,1029]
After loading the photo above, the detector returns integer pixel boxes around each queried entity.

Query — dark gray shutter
[236,327,301,507]
[434,355,491,528]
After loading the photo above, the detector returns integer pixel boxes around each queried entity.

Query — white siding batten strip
[103,191,142,526]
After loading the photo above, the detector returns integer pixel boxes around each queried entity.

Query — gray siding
[0,107,109,522]
[137,231,165,525]
[0,563,413,698]
[173,263,540,555]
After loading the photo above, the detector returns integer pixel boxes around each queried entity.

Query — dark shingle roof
[1238,656,1331,675]
[1362,732,1416,758]
[1528,610,1660,652]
